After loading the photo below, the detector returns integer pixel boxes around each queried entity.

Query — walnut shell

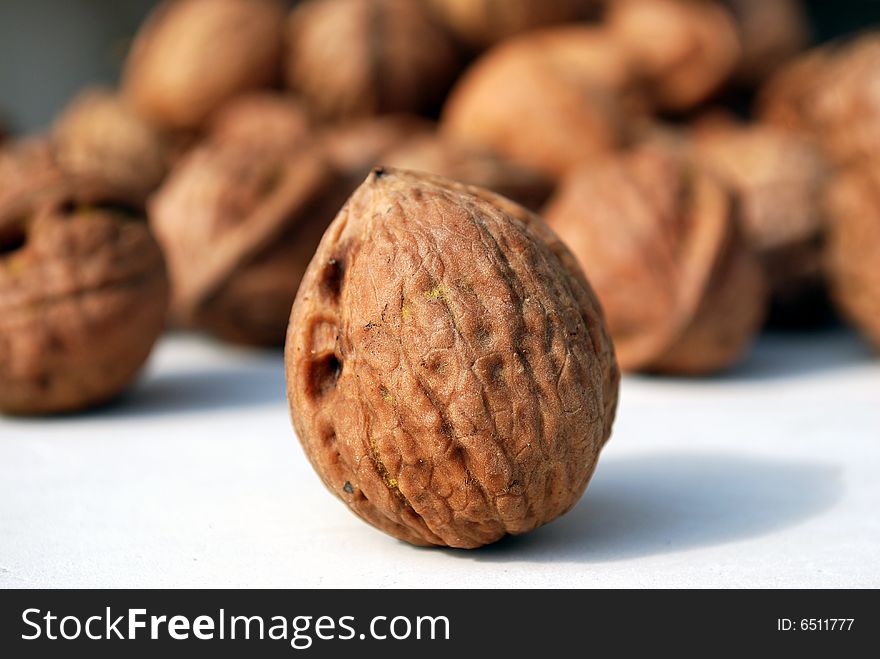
[286,168,619,548]
[544,144,766,374]
[285,0,460,120]
[724,0,810,82]
[825,164,880,350]
[757,46,832,133]
[693,120,830,319]
[207,93,311,153]
[0,186,168,415]
[426,0,601,49]
[607,0,741,111]
[52,88,169,203]
[382,133,555,211]
[150,143,348,346]
[442,27,631,176]
[0,138,65,217]
[123,0,284,130]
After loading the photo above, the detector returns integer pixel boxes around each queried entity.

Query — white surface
[1,330,878,589]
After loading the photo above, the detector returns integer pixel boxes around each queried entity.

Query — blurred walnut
[208,93,311,153]
[52,88,169,203]
[693,120,830,321]
[0,138,65,217]
[320,115,435,180]
[724,0,810,82]
[544,143,766,374]
[150,143,349,346]
[607,0,741,111]
[825,164,880,350]
[123,0,284,130]
[0,183,168,415]
[442,27,632,177]
[426,0,601,49]
[383,134,554,211]
[757,46,831,133]
[285,0,459,120]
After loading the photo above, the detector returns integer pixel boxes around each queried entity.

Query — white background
[1,329,878,588]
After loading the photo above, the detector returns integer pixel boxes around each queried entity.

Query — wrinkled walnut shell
[825,164,880,350]
[52,88,169,203]
[207,93,311,154]
[607,0,741,111]
[442,27,630,176]
[544,144,766,374]
[0,138,65,217]
[150,143,349,346]
[286,168,619,548]
[123,0,284,130]
[382,133,555,211]
[426,0,601,49]
[0,185,168,415]
[285,0,459,120]
[693,120,830,321]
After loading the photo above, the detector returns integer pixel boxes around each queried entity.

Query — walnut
[760,35,880,167]
[442,27,631,176]
[382,133,555,211]
[825,163,880,350]
[426,0,601,49]
[319,115,435,181]
[149,143,349,346]
[0,184,168,415]
[52,88,169,203]
[544,144,766,374]
[123,0,284,130]
[693,120,830,321]
[0,138,65,217]
[285,0,460,120]
[607,0,741,111]
[285,168,619,547]
[207,93,311,154]
[724,0,810,82]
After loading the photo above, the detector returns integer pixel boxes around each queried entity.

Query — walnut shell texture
[52,88,169,203]
[0,138,66,218]
[825,164,880,350]
[382,133,555,211]
[427,0,601,49]
[123,0,284,130]
[0,191,168,415]
[607,0,741,111]
[285,0,460,120]
[544,144,766,374]
[208,93,311,154]
[442,28,629,176]
[150,143,348,346]
[286,168,619,548]
[693,121,829,313]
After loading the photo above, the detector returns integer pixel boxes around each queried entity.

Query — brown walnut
[52,88,169,204]
[207,93,311,154]
[426,0,602,49]
[382,133,555,212]
[724,0,810,82]
[607,0,741,111]
[150,142,349,346]
[123,0,284,130]
[286,168,619,548]
[544,143,766,374]
[0,184,168,415]
[285,0,460,120]
[825,164,880,350]
[442,27,631,176]
[693,120,830,321]
[0,138,65,217]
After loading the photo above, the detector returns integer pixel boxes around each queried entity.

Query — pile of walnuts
[2,0,878,547]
